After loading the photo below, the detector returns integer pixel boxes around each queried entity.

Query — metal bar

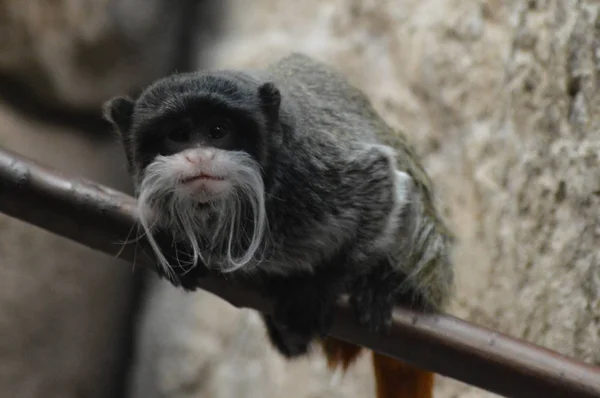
[0,146,598,398]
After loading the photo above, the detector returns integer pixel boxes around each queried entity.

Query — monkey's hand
[263,269,343,358]
[349,259,425,333]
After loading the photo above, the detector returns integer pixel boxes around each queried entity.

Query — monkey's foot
[262,314,313,358]
[273,279,336,338]
[264,275,338,357]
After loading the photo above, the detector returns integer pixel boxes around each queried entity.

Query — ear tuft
[102,96,135,132]
[258,82,281,120]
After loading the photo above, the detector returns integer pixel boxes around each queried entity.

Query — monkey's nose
[183,149,215,164]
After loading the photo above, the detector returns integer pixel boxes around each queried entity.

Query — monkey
[103,53,454,398]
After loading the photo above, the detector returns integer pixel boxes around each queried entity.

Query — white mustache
[135,149,269,281]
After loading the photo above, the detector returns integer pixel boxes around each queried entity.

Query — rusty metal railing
[0,146,599,398]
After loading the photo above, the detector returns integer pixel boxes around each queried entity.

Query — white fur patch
[135,147,269,281]
[394,170,412,206]
[372,169,413,252]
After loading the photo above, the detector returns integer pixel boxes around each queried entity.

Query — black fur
[144,230,209,290]
[260,273,338,357]
[255,250,350,357]
[258,82,281,121]
[112,73,276,186]
[349,258,430,333]
[103,96,134,131]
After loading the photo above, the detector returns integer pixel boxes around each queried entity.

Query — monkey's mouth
[181,173,225,184]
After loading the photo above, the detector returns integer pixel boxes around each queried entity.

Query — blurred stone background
[0,1,598,398]
[0,1,223,397]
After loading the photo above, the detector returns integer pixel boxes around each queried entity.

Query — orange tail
[372,351,434,398]
[321,336,364,371]
[321,337,435,398]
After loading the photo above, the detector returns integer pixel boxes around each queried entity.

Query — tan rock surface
[129,1,600,397]
[0,0,221,111]
[0,99,136,398]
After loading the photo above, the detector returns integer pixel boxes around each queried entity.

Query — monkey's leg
[261,314,315,358]
[262,267,346,358]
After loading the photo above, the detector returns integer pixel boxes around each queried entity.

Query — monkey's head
[103,72,282,275]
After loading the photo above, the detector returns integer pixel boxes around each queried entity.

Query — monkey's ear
[258,82,281,121]
[102,96,135,133]
[102,96,135,172]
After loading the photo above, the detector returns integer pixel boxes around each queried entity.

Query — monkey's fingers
[350,287,394,333]
[349,266,398,333]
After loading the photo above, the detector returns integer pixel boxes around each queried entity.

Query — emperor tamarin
[103,53,454,398]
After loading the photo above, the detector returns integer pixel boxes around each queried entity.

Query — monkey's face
[103,72,281,274]
[132,103,270,274]
[133,110,261,205]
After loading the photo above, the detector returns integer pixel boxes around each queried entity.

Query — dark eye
[207,120,232,139]
[167,129,190,143]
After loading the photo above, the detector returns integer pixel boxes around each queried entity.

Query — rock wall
[129,1,600,397]
[0,0,221,112]
[0,101,137,398]
[0,1,223,397]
